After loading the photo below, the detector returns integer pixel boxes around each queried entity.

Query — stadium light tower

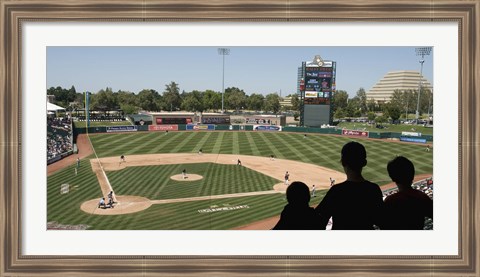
[414,47,432,122]
[218,48,230,113]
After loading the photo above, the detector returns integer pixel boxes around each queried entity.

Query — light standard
[414,47,432,122]
[218,48,230,113]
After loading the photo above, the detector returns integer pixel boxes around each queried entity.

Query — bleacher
[47,117,73,164]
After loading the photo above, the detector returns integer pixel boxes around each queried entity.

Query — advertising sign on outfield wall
[253,125,282,131]
[148,125,179,131]
[401,131,422,137]
[400,136,427,143]
[186,124,216,131]
[106,126,138,133]
[341,129,369,137]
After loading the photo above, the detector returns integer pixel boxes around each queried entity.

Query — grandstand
[47,106,74,164]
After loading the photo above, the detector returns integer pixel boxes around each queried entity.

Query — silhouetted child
[272,181,322,230]
[315,141,384,230]
[380,156,433,230]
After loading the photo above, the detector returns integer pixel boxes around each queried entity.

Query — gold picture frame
[1,0,479,275]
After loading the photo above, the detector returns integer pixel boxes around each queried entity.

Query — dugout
[200,113,231,124]
[149,112,197,125]
[244,115,286,126]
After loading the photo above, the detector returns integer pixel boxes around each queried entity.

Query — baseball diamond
[47,131,433,230]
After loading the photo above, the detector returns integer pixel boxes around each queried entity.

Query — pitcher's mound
[80,195,152,215]
[170,174,203,181]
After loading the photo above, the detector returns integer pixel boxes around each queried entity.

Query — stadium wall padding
[72,125,432,141]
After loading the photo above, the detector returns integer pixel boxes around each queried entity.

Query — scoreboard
[300,57,336,127]
[302,62,336,105]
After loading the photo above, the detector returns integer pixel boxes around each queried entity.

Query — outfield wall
[73,124,432,142]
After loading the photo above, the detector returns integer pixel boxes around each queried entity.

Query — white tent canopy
[47,102,66,112]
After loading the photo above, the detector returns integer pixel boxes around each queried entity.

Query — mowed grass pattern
[107,163,278,200]
[47,131,432,230]
[89,131,433,185]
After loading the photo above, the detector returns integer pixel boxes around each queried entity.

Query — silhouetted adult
[315,141,383,230]
[380,156,433,230]
[272,181,321,230]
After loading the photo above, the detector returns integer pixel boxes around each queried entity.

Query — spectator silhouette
[272,181,322,230]
[315,141,383,230]
[380,156,433,230]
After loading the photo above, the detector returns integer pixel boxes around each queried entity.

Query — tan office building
[366,70,433,103]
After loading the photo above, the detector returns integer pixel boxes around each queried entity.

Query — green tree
[290,94,300,111]
[376,114,388,124]
[181,90,204,112]
[367,111,376,121]
[47,86,76,108]
[116,90,137,106]
[246,93,265,111]
[116,90,139,114]
[420,88,433,116]
[332,90,348,114]
[202,90,222,112]
[334,108,346,119]
[90,87,118,111]
[345,97,361,117]
[367,99,377,112]
[121,104,139,115]
[264,93,281,114]
[74,92,84,105]
[224,87,247,111]
[355,87,368,115]
[384,102,402,122]
[163,81,181,111]
[137,89,160,111]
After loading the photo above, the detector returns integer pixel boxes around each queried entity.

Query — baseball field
[47,131,433,230]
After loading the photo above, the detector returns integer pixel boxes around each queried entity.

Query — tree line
[47,82,300,115]
[48,83,431,123]
[332,88,433,122]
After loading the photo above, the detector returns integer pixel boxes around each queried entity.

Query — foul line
[86,133,115,200]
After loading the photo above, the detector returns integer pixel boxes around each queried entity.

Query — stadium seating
[47,117,73,164]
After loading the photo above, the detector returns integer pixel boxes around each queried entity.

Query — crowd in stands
[47,117,73,162]
[384,178,433,200]
[273,141,434,231]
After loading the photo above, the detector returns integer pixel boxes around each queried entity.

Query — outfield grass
[89,131,432,185]
[47,131,433,230]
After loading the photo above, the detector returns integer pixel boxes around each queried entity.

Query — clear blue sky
[47,46,433,98]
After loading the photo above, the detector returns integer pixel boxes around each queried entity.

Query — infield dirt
[82,153,347,216]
